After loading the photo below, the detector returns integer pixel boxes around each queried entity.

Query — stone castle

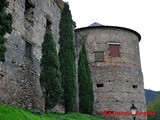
[0,0,146,120]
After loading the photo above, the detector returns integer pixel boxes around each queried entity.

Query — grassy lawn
[0,104,104,120]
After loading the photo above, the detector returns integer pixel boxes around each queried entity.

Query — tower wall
[76,26,147,120]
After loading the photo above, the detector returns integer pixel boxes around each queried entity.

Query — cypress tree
[78,44,94,114]
[0,0,12,62]
[40,32,63,111]
[59,2,76,114]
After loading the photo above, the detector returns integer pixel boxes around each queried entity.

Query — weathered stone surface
[0,0,63,111]
[76,26,147,120]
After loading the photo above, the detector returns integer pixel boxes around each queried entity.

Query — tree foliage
[40,32,63,111]
[78,44,94,114]
[0,0,12,62]
[59,2,76,114]
[147,97,160,120]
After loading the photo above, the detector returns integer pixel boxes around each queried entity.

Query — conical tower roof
[88,22,104,27]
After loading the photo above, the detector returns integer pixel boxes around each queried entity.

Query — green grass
[0,104,104,120]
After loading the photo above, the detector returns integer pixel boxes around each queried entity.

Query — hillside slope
[145,89,160,104]
[0,104,104,120]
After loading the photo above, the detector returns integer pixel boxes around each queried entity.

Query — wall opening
[109,44,120,57]
[25,0,35,27]
[96,83,104,88]
[95,51,104,62]
[132,85,138,89]
[0,73,4,79]
[25,41,32,58]
[46,19,52,32]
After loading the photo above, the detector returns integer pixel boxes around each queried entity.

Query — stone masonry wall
[0,0,63,111]
[76,27,147,120]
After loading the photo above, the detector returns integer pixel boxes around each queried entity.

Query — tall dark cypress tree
[0,0,12,62]
[59,2,76,114]
[78,44,94,114]
[40,32,63,111]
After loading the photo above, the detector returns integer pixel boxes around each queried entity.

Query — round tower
[76,22,147,120]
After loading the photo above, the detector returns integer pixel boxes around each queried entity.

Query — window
[25,41,32,58]
[96,83,104,88]
[0,73,4,79]
[132,85,138,89]
[95,51,104,62]
[25,0,34,27]
[46,19,52,32]
[109,44,120,57]
[25,0,34,11]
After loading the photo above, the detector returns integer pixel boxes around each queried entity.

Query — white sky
[66,0,160,91]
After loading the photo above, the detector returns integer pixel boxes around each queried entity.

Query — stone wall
[76,26,147,120]
[0,0,63,111]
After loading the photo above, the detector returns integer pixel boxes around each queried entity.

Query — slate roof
[88,22,104,27]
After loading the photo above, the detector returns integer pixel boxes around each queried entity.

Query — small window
[25,0,34,11]
[46,19,52,32]
[96,83,104,88]
[109,44,120,57]
[0,74,4,79]
[132,85,138,89]
[95,51,104,62]
[25,41,32,58]
[25,0,34,27]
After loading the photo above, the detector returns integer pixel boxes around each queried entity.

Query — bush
[147,97,160,120]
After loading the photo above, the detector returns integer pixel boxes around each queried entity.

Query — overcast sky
[66,0,160,91]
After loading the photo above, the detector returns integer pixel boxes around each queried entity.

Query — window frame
[108,43,121,57]
[94,51,105,62]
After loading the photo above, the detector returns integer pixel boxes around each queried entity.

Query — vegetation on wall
[59,2,76,114]
[40,32,63,111]
[0,0,12,62]
[78,44,94,114]
[147,96,160,120]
